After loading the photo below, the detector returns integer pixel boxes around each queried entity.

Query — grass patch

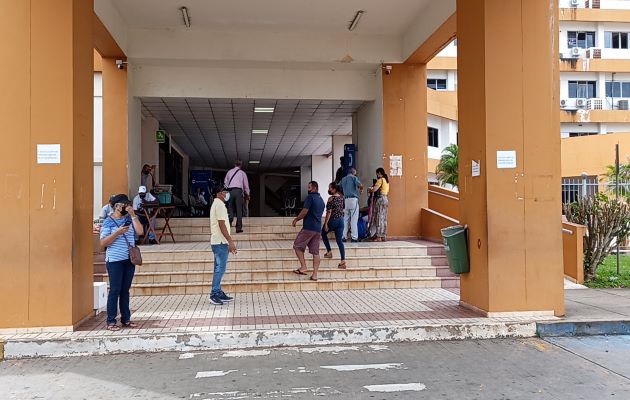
[584,254,630,288]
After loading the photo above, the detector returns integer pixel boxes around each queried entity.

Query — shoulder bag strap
[226,168,243,188]
[108,216,134,248]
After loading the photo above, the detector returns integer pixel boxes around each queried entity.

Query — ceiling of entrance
[141,98,363,170]
[110,0,433,35]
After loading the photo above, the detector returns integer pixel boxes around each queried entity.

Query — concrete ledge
[0,339,4,360]
[537,321,630,338]
[3,322,537,359]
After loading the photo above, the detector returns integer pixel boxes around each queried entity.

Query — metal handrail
[562,228,574,235]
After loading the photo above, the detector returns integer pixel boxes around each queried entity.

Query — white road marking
[297,346,359,354]
[179,353,196,360]
[222,349,271,358]
[194,370,238,379]
[321,363,403,371]
[368,344,389,351]
[364,383,427,392]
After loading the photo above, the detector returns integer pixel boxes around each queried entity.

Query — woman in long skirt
[368,168,390,242]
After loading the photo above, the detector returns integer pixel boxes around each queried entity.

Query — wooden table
[139,205,176,244]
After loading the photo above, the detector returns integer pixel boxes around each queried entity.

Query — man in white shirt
[209,185,238,305]
[133,186,158,244]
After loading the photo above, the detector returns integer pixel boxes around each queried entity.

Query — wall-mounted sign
[389,155,403,177]
[156,130,166,144]
[472,160,480,177]
[496,150,517,169]
[37,144,61,164]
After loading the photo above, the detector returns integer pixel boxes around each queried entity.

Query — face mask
[120,207,128,216]
[139,194,146,199]
[224,192,231,202]
[328,190,334,195]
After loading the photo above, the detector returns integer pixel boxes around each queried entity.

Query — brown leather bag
[109,217,143,266]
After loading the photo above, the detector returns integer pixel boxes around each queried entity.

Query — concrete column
[457,0,564,316]
[300,166,312,202]
[102,57,128,201]
[382,64,428,237]
[0,0,94,328]
[311,155,332,204]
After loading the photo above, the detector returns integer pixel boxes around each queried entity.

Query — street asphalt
[1,336,629,399]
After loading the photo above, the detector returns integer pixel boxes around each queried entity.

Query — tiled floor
[0,288,557,341]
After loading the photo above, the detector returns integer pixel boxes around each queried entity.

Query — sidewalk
[538,288,630,337]
[0,288,552,359]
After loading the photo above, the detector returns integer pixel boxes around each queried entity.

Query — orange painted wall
[428,57,457,71]
[420,208,459,242]
[560,58,630,73]
[382,64,428,237]
[406,14,457,64]
[0,0,94,328]
[427,90,458,121]
[560,7,630,22]
[457,0,564,315]
[561,110,630,124]
[428,186,460,220]
[562,222,585,284]
[561,132,630,177]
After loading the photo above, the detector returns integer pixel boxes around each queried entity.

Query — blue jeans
[321,217,345,260]
[106,259,136,325]
[211,244,229,296]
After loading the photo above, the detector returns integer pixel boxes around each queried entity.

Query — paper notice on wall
[37,144,61,164]
[389,155,403,177]
[472,160,480,177]
[496,150,516,169]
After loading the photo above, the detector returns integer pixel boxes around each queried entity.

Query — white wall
[300,166,312,202]
[311,155,332,205]
[356,70,384,205]
[127,96,142,196]
[129,63,377,101]
[141,116,159,171]
[93,72,103,218]
[428,114,458,160]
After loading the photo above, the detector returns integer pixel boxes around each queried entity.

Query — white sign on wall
[37,144,61,164]
[389,155,403,177]
[472,160,480,177]
[496,150,517,169]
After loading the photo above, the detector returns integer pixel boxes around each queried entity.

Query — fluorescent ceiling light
[249,160,261,164]
[252,129,268,134]
[254,107,275,113]
[180,6,191,28]
[348,10,365,31]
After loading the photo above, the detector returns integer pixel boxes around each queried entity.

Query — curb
[537,320,630,337]
[0,339,4,361]
[3,321,536,359]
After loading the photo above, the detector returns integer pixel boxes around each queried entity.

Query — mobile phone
[123,220,132,227]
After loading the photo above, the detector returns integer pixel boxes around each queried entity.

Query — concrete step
[125,276,460,295]
[167,232,302,242]
[94,255,448,273]
[95,264,456,285]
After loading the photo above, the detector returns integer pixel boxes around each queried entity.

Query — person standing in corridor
[224,160,250,233]
[292,181,325,281]
[209,184,238,305]
[340,167,364,242]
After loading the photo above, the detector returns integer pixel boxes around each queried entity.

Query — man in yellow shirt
[209,185,238,305]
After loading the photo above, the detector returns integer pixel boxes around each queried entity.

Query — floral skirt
[372,195,389,237]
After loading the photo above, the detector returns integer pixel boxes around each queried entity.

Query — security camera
[384,65,392,75]
[115,59,127,70]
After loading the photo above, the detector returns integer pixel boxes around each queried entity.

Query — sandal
[122,321,138,328]
[293,269,307,275]
[106,324,120,331]
[338,261,347,269]
[324,252,333,259]
[309,276,318,281]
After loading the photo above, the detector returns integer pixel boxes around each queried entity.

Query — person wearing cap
[209,184,238,305]
[99,194,144,331]
[133,186,158,244]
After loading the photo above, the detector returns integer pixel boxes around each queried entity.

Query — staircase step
[126,276,460,295]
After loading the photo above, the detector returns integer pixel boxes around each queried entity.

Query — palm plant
[436,144,459,188]
[603,162,630,198]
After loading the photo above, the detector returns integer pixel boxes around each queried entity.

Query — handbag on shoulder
[109,217,143,266]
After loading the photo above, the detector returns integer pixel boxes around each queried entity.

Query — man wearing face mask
[133,186,159,244]
[209,184,237,305]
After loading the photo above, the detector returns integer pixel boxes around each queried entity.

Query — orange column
[101,57,129,202]
[382,64,428,237]
[0,0,93,328]
[457,0,564,316]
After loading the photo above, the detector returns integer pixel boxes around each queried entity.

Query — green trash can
[441,225,470,274]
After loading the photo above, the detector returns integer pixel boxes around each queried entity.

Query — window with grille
[427,79,447,90]
[428,127,439,148]
[567,31,596,49]
[568,80,597,98]
[605,32,629,49]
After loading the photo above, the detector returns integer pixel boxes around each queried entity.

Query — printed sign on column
[389,155,403,177]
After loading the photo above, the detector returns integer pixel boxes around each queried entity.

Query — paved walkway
[564,288,630,322]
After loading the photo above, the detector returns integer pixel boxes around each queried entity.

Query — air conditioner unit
[570,0,580,7]
[571,47,581,57]
[576,98,587,108]
[560,99,568,108]
[618,100,629,110]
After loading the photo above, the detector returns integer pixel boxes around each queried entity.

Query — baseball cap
[138,186,147,194]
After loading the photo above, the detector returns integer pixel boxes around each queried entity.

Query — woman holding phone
[99,194,144,331]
